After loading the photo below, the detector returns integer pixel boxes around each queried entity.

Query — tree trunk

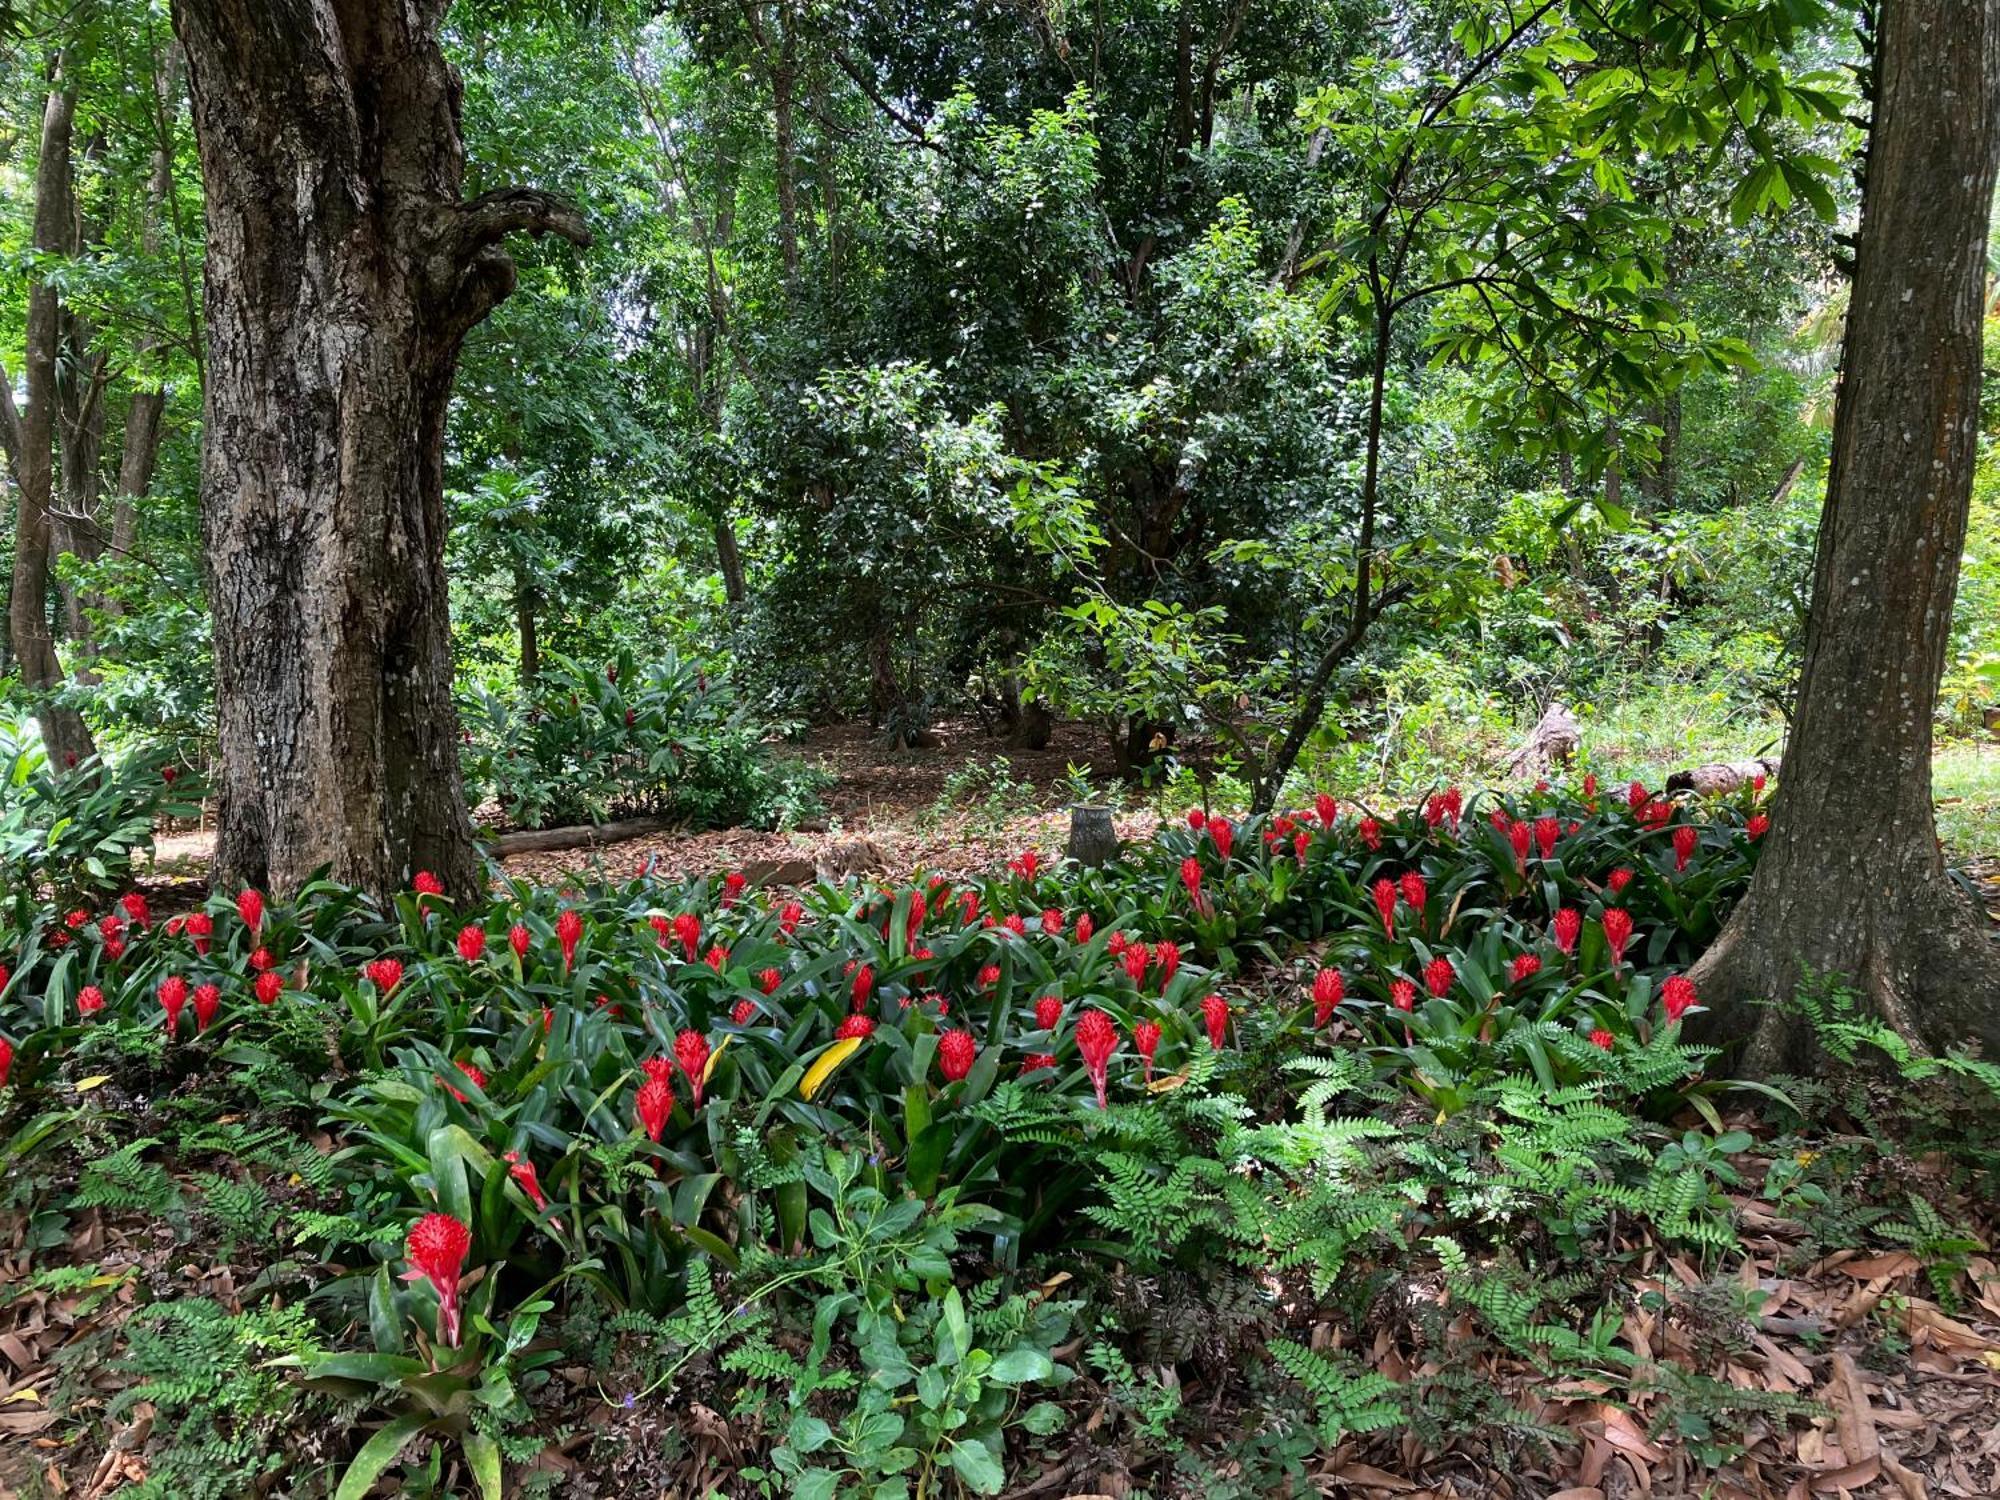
[174,0,588,899]
[514,568,540,686]
[714,509,747,605]
[8,69,97,770]
[1690,0,2000,1065]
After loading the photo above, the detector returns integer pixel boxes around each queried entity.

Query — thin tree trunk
[8,69,97,769]
[515,569,540,686]
[1690,0,2000,1063]
[714,512,747,605]
[174,0,587,898]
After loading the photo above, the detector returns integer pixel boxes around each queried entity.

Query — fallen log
[488,814,677,857]
[1664,756,1780,796]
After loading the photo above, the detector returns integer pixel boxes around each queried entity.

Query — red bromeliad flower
[1443,787,1463,826]
[835,1013,876,1040]
[978,962,1002,989]
[1076,1009,1119,1109]
[441,1061,486,1102]
[1293,830,1311,865]
[1122,944,1150,986]
[1075,913,1095,945]
[1627,780,1649,813]
[1209,817,1234,862]
[907,889,928,933]
[1507,819,1531,873]
[237,889,265,934]
[65,908,90,931]
[557,909,583,970]
[1747,813,1769,840]
[193,982,221,1031]
[1661,974,1698,1023]
[731,999,756,1025]
[758,967,782,994]
[159,975,189,1033]
[779,900,804,935]
[1020,1053,1056,1075]
[649,915,671,948]
[704,945,729,972]
[1640,799,1673,830]
[1607,867,1635,896]
[1180,857,1206,913]
[412,871,444,897]
[365,957,403,994]
[509,923,531,960]
[255,970,284,1004]
[404,1212,471,1348]
[1398,871,1426,916]
[674,1030,712,1107]
[1041,908,1064,936]
[636,1077,673,1141]
[672,912,701,961]
[1423,793,1449,830]
[938,1029,977,1082]
[1035,995,1063,1031]
[456,925,486,962]
[721,871,747,907]
[1003,913,1027,937]
[1313,968,1344,1027]
[77,985,104,1016]
[121,892,151,927]
[0,1036,10,1088]
[503,1150,549,1212]
[1553,908,1581,955]
[103,935,127,961]
[1316,792,1337,828]
[1156,939,1180,986]
[1589,1028,1614,1050]
[1360,817,1382,851]
[959,890,982,926]
[641,1057,674,1085]
[0,964,9,995]
[1390,978,1417,1013]
[1202,993,1229,1050]
[1602,907,1634,968]
[1187,807,1206,830]
[1133,1020,1161,1082]
[1510,953,1542,985]
[1009,850,1040,881]
[1535,816,1560,862]
[249,946,276,972]
[1423,956,1454,999]
[1672,824,1698,872]
[187,912,214,955]
[1106,930,1128,956]
[1371,878,1397,939]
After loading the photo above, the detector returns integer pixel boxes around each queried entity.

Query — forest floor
[15,725,2000,1500]
[143,720,2000,906]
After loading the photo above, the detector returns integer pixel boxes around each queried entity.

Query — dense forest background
[7,0,1993,829]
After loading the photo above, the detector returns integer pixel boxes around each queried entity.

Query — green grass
[1935,740,2000,864]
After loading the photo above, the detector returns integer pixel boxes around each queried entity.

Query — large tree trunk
[1690,0,2000,1065]
[7,69,98,770]
[174,0,587,898]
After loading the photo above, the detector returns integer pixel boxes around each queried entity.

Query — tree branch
[450,187,592,260]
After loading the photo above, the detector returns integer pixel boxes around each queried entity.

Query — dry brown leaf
[1807,1457,1880,1493]
[1324,1462,1417,1491]
[1837,1253,1920,1280]
[1826,1353,1880,1466]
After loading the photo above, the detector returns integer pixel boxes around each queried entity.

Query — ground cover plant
[5,771,1998,1498]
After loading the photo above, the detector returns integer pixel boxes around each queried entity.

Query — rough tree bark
[1689,0,2000,1064]
[7,66,99,770]
[174,0,589,898]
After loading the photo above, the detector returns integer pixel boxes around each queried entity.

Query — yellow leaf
[702,1035,730,1085]
[74,1076,112,1092]
[3,1389,41,1404]
[1981,1350,2000,1371]
[1146,1070,1191,1094]
[800,1037,864,1100]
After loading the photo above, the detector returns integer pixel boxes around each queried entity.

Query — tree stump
[1065,805,1120,867]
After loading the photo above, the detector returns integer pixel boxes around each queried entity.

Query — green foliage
[459,647,826,831]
